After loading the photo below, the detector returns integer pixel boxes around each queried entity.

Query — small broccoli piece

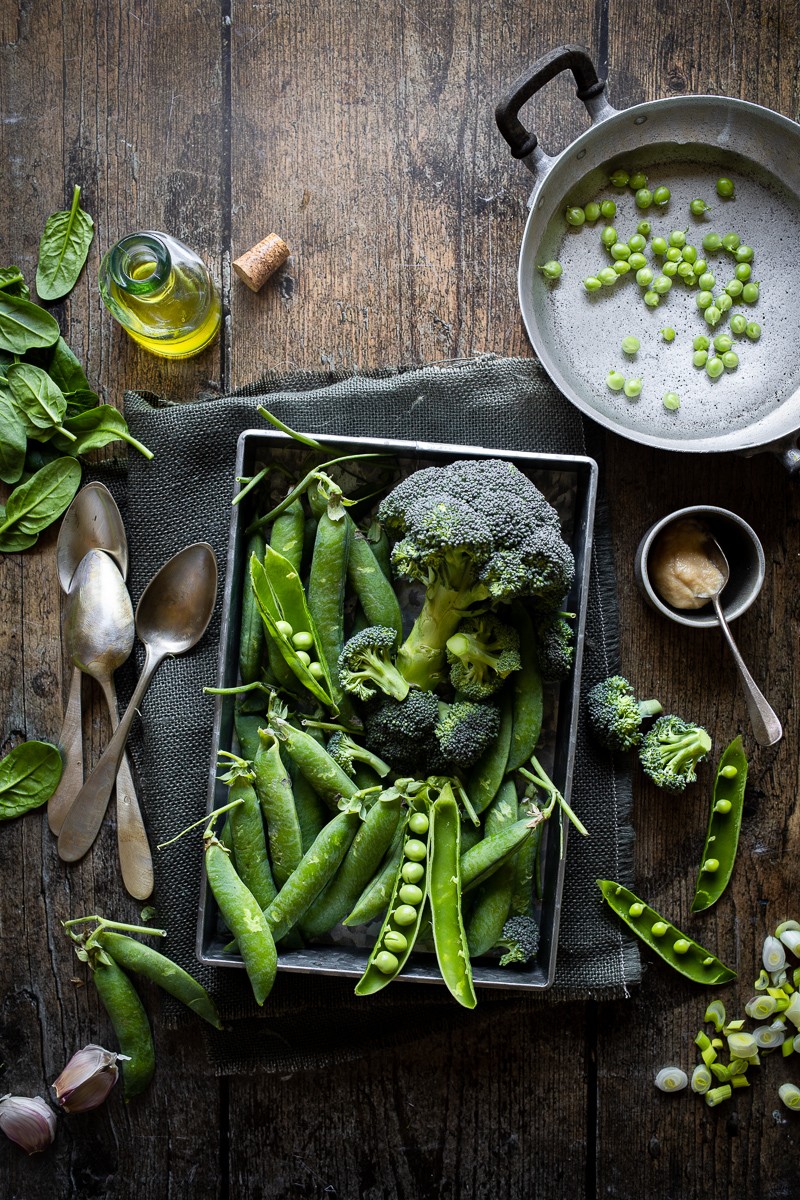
[586,674,663,752]
[378,459,575,690]
[327,731,392,779]
[495,915,540,966]
[337,626,410,702]
[445,613,522,700]
[639,715,712,792]
[533,609,575,683]
[435,699,500,767]
[364,690,441,774]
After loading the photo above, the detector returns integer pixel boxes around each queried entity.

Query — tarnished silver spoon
[62,548,154,899]
[49,484,129,836]
[58,542,218,864]
[695,535,783,748]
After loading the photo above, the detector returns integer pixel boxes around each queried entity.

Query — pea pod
[506,603,544,773]
[234,706,267,763]
[253,729,303,888]
[355,800,431,995]
[301,790,403,939]
[264,808,361,942]
[343,820,406,927]
[238,531,267,684]
[250,550,336,709]
[226,768,277,909]
[597,879,736,985]
[270,715,359,811]
[269,496,305,572]
[509,799,541,916]
[292,768,330,852]
[465,781,518,958]
[466,691,513,814]
[460,818,535,892]
[346,518,403,638]
[91,954,155,1100]
[429,785,477,1008]
[205,835,277,1005]
[308,502,351,703]
[94,931,222,1029]
[364,518,393,581]
[691,735,748,913]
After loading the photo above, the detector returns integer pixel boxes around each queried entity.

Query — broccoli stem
[396,592,467,689]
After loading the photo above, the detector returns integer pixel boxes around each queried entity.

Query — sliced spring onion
[745,995,777,1020]
[695,1031,712,1051]
[710,1062,731,1082]
[691,1064,712,1094]
[727,1057,749,1076]
[753,1024,785,1050]
[754,969,770,991]
[793,1033,800,1053]
[771,970,789,988]
[783,992,800,1028]
[781,1037,794,1058]
[731,1075,750,1089]
[763,936,787,972]
[705,1084,732,1107]
[705,1000,726,1032]
[711,1038,724,1049]
[655,1067,688,1093]
[724,1019,745,1033]
[701,1045,718,1067]
[728,1032,758,1059]
[775,920,800,938]
[778,1083,800,1110]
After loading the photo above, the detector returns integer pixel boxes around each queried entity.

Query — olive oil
[98,232,221,359]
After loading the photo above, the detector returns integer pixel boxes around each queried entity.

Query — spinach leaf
[22,441,61,476]
[46,337,99,413]
[0,266,30,298]
[0,456,81,549]
[0,525,39,552]
[35,185,94,302]
[0,291,60,354]
[0,740,63,820]
[51,403,154,459]
[6,362,74,443]
[0,394,27,484]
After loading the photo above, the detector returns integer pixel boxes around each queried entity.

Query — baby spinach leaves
[0,740,64,821]
[35,185,95,302]
[51,404,154,459]
[0,267,30,298]
[6,362,75,443]
[0,397,27,484]
[0,291,60,354]
[0,456,81,552]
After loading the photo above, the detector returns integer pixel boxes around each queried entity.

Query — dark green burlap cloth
[115,355,639,1076]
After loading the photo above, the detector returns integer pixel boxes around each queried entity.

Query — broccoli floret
[586,674,663,752]
[533,609,575,683]
[495,915,540,966]
[337,626,410,702]
[639,714,712,792]
[364,690,441,774]
[378,459,575,690]
[327,731,392,779]
[445,613,522,700]
[435,699,500,767]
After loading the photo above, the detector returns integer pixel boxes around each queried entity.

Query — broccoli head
[364,691,500,775]
[495,915,540,966]
[586,674,663,752]
[337,626,410,702]
[533,609,575,683]
[326,730,392,779]
[434,699,500,766]
[445,613,522,700]
[639,714,712,792]
[378,459,575,690]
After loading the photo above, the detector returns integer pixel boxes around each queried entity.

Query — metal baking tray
[197,430,598,992]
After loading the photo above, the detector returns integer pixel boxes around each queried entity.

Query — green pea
[722,351,739,370]
[735,245,754,262]
[629,902,645,917]
[661,261,679,277]
[606,370,625,391]
[703,859,720,873]
[677,262,695,279]
[643,290,660,308]
[629,171,648,190]
[693,258,707,276]
[295,649,311,667]
[661,327,676,342]
[584,202,601,222]
[628,252,647,270]
[651,921,668,937]
[628,234,646,252]
[716,177,735,198]
[662,392,680,411]
[693,334,710,350]
[398,883,424,906]
[383,930,408,953]
[621,336,640,355]
[690,197,711,216]
[537,260,563,280]
[404,839,427,862]
[696,290,714,310]
[653,185,670,205]
[601,226,618,247]
[716,293,732,312]
[651,236,668,256]
[600,199,617,219]
[613,260,632,275]
[746,321,761,341]
[623,377,643,398]
[408,812,429,835]
[722,232,740,251]
[706,355,724,378]
[729,313,747,334]
[566,206,586,226]
[635,188,653,209]
[693,350,708,367]
[665,246,683,262]
[742,281,759,303]
[704,306,722,327]
[673,939,691,955]
[583,276,602,293]
[713,334,732,353]
[611,242,632,260]
[652,275,672,295]
[610,169,630,187]
[292,630,315,650]
[698,272,716,291]
[682,244,698,263]
[702,232,722,252]
[401,861,425,884]
[735,262,752,281]
[598,267,618,286]
[308,661,325,679]
[714,799,733,814]
[637,220,651,235]
[635,267,654,287]
[393,904,418,926]
[275,619,294,638]
[375,950,399,974]
[725,278,744,297]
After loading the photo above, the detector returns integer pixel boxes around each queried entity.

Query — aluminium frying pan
[496,46,800,472]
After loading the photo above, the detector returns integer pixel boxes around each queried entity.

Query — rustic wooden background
[2,1,799,1196]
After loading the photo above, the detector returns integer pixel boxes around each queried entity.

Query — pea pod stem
[519,759,589,837]
[63,916,167,938]
[256,406,328,451]
[156,798,244,849]
[245,453,391,535]
[232,465,270,507]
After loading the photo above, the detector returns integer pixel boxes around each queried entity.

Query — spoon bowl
[64,548,134,675]
[57,482,128,591]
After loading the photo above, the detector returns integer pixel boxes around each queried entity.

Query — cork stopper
[232,233,290,292]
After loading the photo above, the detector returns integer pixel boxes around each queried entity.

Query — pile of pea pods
[201,436,581,1010]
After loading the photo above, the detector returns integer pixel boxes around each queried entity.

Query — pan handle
[496,45,615,180]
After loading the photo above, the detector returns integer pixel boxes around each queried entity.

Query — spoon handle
[98,675,154,901]
[48,667,84,835]
[713,596,783,747]
[57,649,163,863]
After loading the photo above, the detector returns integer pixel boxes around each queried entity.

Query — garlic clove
[52,1044,126,1113]
[0,1094,57,1154]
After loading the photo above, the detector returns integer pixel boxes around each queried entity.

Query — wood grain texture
[1,1,799,1197]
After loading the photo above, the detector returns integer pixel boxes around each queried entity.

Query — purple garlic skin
[0,1094,57,1154]
[52,1044,124,1113]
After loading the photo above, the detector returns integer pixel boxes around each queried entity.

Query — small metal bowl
[634,505,765,630]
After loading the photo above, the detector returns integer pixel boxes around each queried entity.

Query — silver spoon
[49,484,130,835]
[58,542,218,863]
[62,548,153,899]
[696,535,782,747]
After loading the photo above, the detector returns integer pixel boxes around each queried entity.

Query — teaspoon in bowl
[695,535,782,748]
[49,484,130,835]
[62,548,154,899]
[57,542,218,864]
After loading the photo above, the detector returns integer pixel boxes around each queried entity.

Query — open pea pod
[429,785,477,1009]
[691,735,748,914]
[249,549,336,710]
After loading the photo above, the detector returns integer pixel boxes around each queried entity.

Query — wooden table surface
[2,2,799,1197]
